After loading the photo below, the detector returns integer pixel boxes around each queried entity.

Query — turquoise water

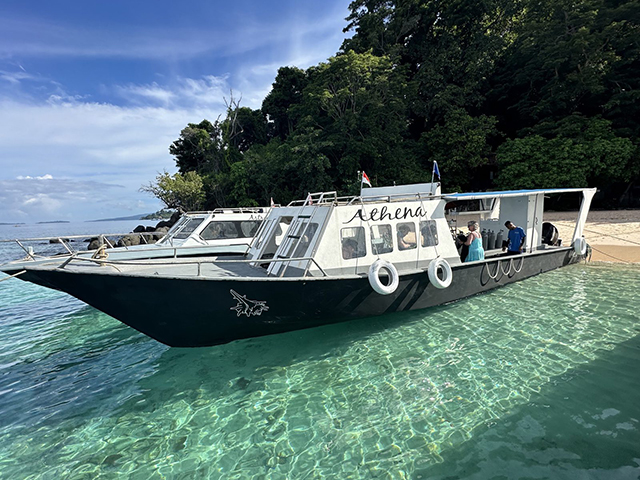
[1,226,639,479]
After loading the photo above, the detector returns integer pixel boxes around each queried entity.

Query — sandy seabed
[544,210,640,263]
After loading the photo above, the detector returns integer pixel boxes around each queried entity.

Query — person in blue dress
[503,220,526,254]
[464,221,485,262]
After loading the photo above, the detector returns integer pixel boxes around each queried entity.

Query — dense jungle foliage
[151,0,640,210]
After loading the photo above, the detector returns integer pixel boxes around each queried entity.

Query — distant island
[0,222,26,225]
[37,220,70,224]
[87,213,152,222]
[87,210,175,222]
[140,209,175,220]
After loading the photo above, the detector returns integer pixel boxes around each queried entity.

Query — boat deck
[28,256,271,280]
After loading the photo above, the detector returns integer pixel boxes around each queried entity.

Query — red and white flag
[362,171,372,187]
[270,197,275,208]
[306,192,313,205]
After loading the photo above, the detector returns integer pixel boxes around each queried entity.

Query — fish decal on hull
[230,289,269,317]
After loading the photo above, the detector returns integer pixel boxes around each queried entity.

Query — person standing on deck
[503,221,526,254]
[464,221,485,262]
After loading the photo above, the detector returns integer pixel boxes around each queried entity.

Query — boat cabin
[157,208,268,248]
[247,185,595,278]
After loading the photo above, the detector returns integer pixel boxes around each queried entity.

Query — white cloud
[115,75,233,109]
[0,6,349,62]
[0,176,130,222]
[0,100,200,222]
[16,174,53,180]
[0,2,353,223]
[0,69,38,85]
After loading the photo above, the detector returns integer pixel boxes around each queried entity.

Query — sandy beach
[544,210,640,264]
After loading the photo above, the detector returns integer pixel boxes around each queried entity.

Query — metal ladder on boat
[271,192,335,277]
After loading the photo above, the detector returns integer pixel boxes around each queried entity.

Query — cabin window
[274,217,292,247]
[341,227,366,260]
[240,221,261,238]
[370,225,393,254]
[420,220,439,247]
[166,217,187,235]
[257,216,292,261]
[253,219,272,248]
[200,221,236,240]
[396,222,417,250]
[173,218,205,239]
[157,217,187,244]
[291,222,319,258]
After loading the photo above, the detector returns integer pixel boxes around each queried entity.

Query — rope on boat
[500,258,513,275]
[513,256,524,273]
[485,261,500,279]
[0,270,26,283]
[582,227,640,247]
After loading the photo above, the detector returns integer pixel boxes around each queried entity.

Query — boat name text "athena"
[344,206,428,224]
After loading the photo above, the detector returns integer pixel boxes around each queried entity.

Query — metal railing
[0,231,165,260]
[185,207,270,215]
[284,190,444,208]
[57,254,329,278]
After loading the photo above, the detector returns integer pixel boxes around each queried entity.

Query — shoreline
[544,210,640,264]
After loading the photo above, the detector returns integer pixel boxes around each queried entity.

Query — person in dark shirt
[503,221,526,255]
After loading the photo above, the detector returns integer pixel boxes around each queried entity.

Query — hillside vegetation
[147,0,640,210]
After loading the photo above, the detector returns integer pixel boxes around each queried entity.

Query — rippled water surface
[1,225,639,479]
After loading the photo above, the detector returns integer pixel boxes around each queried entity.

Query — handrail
[184,207,269,215]
[287,191,338,206]
[0,240,253,265]
[60,254,329,277]
[0,231,161,243]
[287,190,445,207]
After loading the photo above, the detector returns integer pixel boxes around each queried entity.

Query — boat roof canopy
[444,188,594,201]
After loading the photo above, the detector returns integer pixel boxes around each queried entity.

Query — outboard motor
[542,222,559,245]
[495,229,504,250]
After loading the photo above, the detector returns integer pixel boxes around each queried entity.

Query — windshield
[173,218,205,240]
[200,220,262,240]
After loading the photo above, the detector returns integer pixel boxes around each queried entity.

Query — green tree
[262,67,309,140]
[298,50,415,192]
[155,0,640,209]
[223,107,268,153]
[169,120,225,174]
[343,0,523,126]
[495,117,635,189]
[421,109,499,191]
[140,171,206,212]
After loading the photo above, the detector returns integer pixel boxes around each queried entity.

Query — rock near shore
[87,211,181,250]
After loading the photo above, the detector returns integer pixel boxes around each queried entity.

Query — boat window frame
[396,222,417,251]
[290,222,319,259]
[419,220,439,247]
[253,219,273,249]
[239,220,262,238]
[370,224,393,255]
[199,220,262,241]
[172,217,206,240]
[340,226,366,260]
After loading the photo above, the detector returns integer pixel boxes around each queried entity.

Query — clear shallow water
[1,227,639,479]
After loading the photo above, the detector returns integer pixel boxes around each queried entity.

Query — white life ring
[368,259,399,295]
[574,237,587,255]
[428,258,453,289]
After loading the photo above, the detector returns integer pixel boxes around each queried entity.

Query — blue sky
[0,0,351,222]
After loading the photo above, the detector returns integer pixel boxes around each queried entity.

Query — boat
[0,208,268,280]
[2,183,595,347]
